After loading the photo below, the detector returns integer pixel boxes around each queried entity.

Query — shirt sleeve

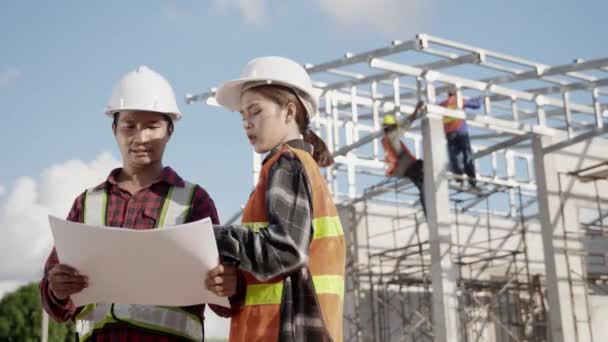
[39,192,85,323]
[213,151,314,283]
[188,185,220,225]
[187,185,240,317]
[464,96,482,109]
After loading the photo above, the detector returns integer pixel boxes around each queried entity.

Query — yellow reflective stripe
[117,317,199,342]
[245,282,283,306]
[77,304,95,318]
[157,186,174,228]
[314,275,344,299]
[101,191,108,226]
[244,275,344,306]
[160,305,201,324]
[243,216,343,239]
[242,221,269,232]
[312,216,343,239]
[79,315,117,342]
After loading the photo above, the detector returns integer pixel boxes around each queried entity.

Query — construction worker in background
[39,66,236,341]
[204,56,345,342]
[440,88,482,189]
[381,101,427,216]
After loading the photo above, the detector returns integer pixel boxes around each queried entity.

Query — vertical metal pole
[592,88,604,129]
[41,309,49,342]
[455,86,463,111]
[393,77,401,119]
[505,150,517,217]
[484,87,492,116]
[563,92,574,138]
[324,92,335,190]
[351,86,360,142]
[535,95,547,128]
[511,97,519,122]
[371,81,380,160]
[332,90,341,151]
[345,121,356,199]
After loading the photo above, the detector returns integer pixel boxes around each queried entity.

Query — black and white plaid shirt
[215,139,333,342]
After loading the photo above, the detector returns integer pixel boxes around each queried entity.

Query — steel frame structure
[187,34,608,342]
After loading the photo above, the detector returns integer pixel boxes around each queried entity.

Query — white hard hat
[105,65,182,121]
[215,56,320,117]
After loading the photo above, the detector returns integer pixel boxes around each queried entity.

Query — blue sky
[1,0,606,218]
[1,0,606,337]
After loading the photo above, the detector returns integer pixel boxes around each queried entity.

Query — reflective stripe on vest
[245,274,345,306]
[83,181,197,227]
[243,216,343,239]
[76,304,203,341]
[77,181,201,341]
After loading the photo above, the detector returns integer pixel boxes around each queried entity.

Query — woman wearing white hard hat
[206,56,345,341]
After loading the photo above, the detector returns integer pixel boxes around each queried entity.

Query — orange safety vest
[381,135,416,177]
[440,96,466,133]
[230,144,345,342]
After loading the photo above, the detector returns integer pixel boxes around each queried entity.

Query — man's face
[113,111,172,168]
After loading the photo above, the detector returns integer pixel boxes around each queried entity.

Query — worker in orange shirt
[380,102,426,216]
[440,89,482,189]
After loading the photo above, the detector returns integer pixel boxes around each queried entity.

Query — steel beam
[543,125,608,154]
[471,133,533,160]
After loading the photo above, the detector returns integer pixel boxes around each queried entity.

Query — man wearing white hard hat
[39,66,236,341]
[204,56,345,341]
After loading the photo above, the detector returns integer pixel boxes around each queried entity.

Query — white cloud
[193,0,431,37]
[314,0,432,37]
[0,66,20,88]
[211,0,268,27]
[0,152,120,298]
[0,185,5,197]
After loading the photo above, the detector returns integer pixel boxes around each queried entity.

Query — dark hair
[112,112,174,135]
[383,124,398,134]
[247,85,334,167]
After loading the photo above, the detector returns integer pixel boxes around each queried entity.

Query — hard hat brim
[104,109,182,121]
[215,76,319,115]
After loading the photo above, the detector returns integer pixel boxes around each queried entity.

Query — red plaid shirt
[40,166,232,341]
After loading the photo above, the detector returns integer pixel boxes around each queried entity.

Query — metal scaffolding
[188,34,608,342]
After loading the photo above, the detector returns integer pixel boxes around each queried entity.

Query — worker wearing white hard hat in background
[205,56,345,341]
[39,66,236,341]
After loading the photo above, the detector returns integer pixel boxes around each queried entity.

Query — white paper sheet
[48,215,229,308]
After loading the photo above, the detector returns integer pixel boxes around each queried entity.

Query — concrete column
[422,115,460,342]
[533,135,592,342]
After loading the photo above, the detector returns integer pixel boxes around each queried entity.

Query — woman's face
[239,90,291,154]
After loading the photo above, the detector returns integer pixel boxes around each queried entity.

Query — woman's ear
[285,102,297,123]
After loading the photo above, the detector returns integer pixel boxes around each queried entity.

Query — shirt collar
[262,139,313,165]
[94,166,185,190]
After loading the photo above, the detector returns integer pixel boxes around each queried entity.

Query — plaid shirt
[215,140,333,341]
[40,166,231,341]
